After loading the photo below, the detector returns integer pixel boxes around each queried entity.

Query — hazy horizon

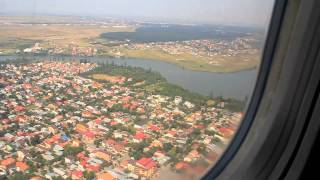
[0,0,275,27]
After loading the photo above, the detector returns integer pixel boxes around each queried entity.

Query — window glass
[0,0,274,179]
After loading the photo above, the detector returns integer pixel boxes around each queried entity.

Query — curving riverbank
[0,55,257,100]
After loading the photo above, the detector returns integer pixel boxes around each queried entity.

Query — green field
[108,49,259,73]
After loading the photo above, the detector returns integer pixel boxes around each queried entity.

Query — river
[0,55,258,100]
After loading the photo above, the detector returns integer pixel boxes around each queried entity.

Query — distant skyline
[0,0,275,27]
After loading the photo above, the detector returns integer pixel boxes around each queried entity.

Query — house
[76,124,88,133]
[175,162,190,170]
[86,164,100,172]
[184,101,195,109]
[183,150,200,162]
[96,172,116,180]
[71,170,83,179]
[148,124,159,132]
[16,151,25,161]
[95,151,111,162]
[104,139,116,147]
[14,105,25,112]
[153,151,170,165]
[83,131,95,141]
[0,158,15,169]
[113,131,123,139]
[70,140,81,147]
[174,96,182,105]
[30,176,42,180]
[113,143,125,154]
[45,172,58,180]
[82,111,93,118]
[218,127,234,138]
[133,132,148,142]
[52,168,65,177]
[42,153,55,161]
[16,162,30,172]
[48,126,58,134]
[88,158,103,165]
[135,157,157,178]
[165,130,177,138]
[53,144,64,156]
[150,140,162,147]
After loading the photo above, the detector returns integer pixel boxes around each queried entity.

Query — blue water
[0,55,258,100]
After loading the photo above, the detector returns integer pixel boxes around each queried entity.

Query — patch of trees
[63,145,84,156]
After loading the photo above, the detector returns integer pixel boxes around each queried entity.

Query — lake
[0,55,258,100]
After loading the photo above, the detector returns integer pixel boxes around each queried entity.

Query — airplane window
[0,0,275,179]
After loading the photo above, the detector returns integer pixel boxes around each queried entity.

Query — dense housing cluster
[0,61,241,179]
[113,37,258,59]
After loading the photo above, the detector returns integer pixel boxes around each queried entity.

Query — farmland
[0,16,261,73]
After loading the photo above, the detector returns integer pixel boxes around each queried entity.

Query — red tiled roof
[97,172,115,180]
[16,162,29,171]
[110,121,118,126]
[22,83,32,89]
[123,104,130,109]
[196,124,204,129]
[95,118,102,124]
[80,160,87,167]
[30,176,41,180]
[134,132,148,140]
[219,127,233,137]
[1,157,15,167]
[44,138,55,145]
[59,142,69,147]
[136,157,157,170]
[154,151,165,158]
[17,132,28,136]
[15,105,25,112]
[27,97,36,103]
[77,152,86,159]
[114,144,124,152]
[167,130,177,136]
[137,107,145,113]
[52,135,61,141]
[86,164,100,172]
[123,118,129,122]
[105,139,116,146]
[84,131,95,139]
[76,124,88,133]
[175,162,190,170]
[148,124,159,131]
[72,170,83,177]
[130,104,138,110]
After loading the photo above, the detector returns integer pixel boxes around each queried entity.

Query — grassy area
[90,74,124,83]
[0,16,136,54]
[0,25,135,48]
[117,48,259,73]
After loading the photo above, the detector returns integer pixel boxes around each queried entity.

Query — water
[0,55,258,100]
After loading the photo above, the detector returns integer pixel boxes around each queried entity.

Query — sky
[0,0,275,27]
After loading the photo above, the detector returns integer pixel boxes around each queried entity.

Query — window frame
[202,0,320,179]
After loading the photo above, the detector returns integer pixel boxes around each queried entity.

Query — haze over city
[0,0,274,26]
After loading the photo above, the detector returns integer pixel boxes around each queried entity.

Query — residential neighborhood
[0,61,242,179]
[112,37,259,60]
[18,37,259,61]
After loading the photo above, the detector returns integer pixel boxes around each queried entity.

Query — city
[0,61,241,179]
[3,0,308,180]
